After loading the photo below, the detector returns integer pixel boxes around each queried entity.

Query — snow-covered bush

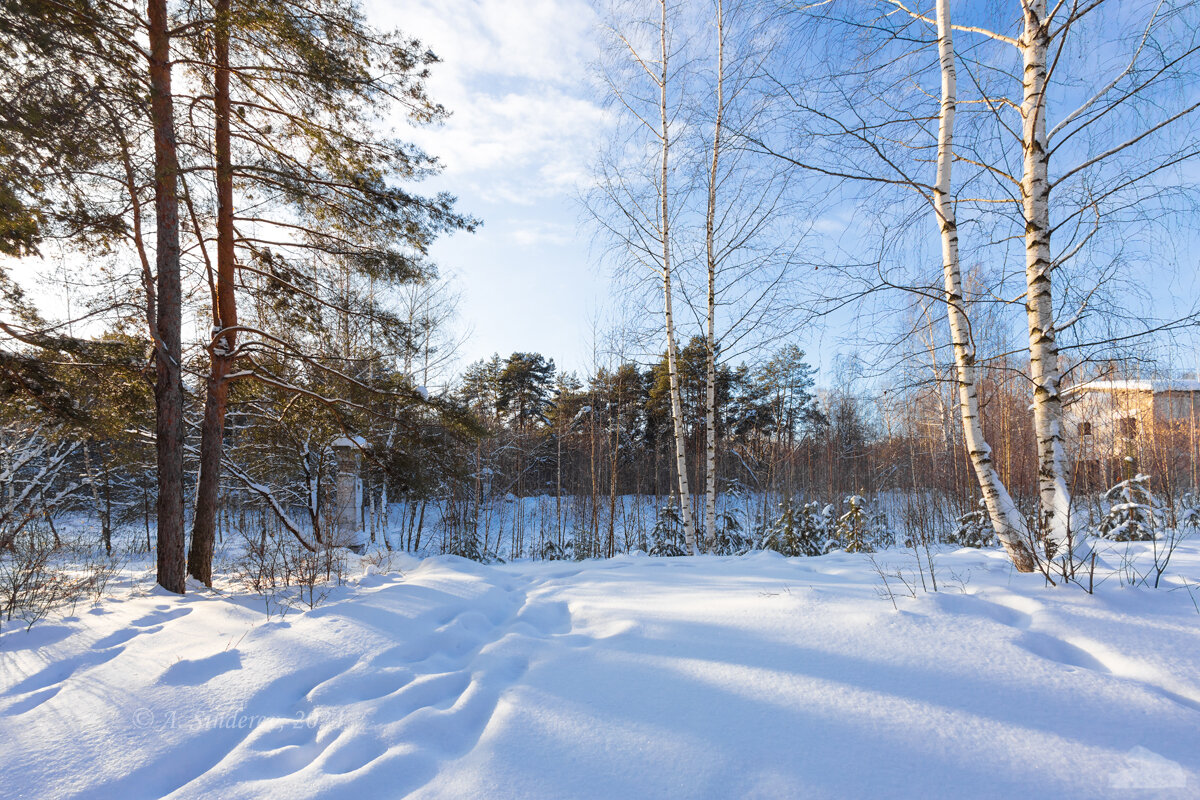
[1178,492,1200,530]
[234,525,350,610]
[649,505,687,557]
[1097,474,1160,542]
[0,424,85,553]
[540,538,570,561]
[945,500,995,548]
[709,510,752,555]
[760,499,834,557]
[0,528,117,631]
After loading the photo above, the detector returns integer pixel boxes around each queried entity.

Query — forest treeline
[3,0,1200,595]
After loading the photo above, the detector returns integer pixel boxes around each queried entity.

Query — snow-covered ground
[3,542,1200,799]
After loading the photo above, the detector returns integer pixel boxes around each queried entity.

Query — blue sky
[365,0,614,377]
[362,0,1200,388]
[361,0,865,384]
[11,0,1192,389]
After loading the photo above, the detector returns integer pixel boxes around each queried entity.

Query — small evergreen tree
[1178,492,1200,529]
[798,502,837,556]
[709,510,751,555]
[1097,474,1159,542]
[946,500,995,548]
[449,525,483,561]
[540,538,568,561]
[835,495,885,553]
[649,504,687,557]
[761,499,801,555]
[760,498,833,557]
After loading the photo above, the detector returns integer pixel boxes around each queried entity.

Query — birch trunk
[935,0,1035,571]
[702,0,724,552]
[658,0,698,555]
[149,0,186,594]
[1018,0,1080,558]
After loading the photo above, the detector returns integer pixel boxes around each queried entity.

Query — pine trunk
[149,0,186,594]
[190,0,238,586]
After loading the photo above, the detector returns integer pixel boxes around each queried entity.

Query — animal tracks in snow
[5,548,1200,799]
[166,572,584,798]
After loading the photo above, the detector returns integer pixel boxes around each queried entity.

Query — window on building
[1079,421,1093,437]
[1119,417,1138,438]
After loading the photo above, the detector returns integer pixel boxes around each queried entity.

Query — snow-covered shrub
[760,499,834,557]
[1178,492,1200,530]
[291,545,347,609]
[835,495,886,553]
[234,524,350,610]
[945,500,995,548]
[649,505,687,557]
[1097,474,1160,542]
[540,538,569,561]
[709,510,752,555]
[445,526,500,563]
[801,502,837,555]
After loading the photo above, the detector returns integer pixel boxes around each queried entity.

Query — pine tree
[709,509,751,556]
[649,504,687,557]
[761,498,833,557]
[1097,474,1160,542]
[183,0,475,585]
[497,352,556,430]
[945,500,995,549]
[836,495,883,554]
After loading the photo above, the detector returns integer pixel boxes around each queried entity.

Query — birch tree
[898,0,1200,561]
[680,0,802,550]
[932,0,1034,571]
[593,0,700,554]
[754,0,1200,572]
[658,0,701,555]
[742,3,1043,569]
[702,0,726,550]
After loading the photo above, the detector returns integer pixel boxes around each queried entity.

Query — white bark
[934,0,1034,572]
[658,0,699,555]
[1018,0,1085,559]
[703,0,725,552]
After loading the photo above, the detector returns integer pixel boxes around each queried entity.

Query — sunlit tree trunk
[657,0,699,555]
[149,0,185,593]
[935,0,1034,571]
[702,0,725,552]
[1018,0,1077,557]
[190,0,238,586]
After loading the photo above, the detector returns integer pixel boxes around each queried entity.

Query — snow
[330,436,370,449]
[1069,379,1200,394]
[3,544,1200,798]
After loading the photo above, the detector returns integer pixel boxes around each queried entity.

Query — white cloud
[509,221,578,247]
[365,0,610,203]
